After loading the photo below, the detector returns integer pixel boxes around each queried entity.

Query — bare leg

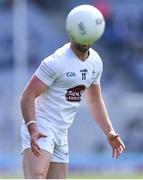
[23,148,52,179]
[46,162,68,179]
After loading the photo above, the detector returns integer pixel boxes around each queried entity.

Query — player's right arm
[21,75,48,157]
[21,55,60,157]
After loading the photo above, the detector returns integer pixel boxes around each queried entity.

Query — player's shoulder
[90,48,103,71]
[90,48,102,63]
[43,43,70,64]
[54,43,70,58]
[40,43,70,74]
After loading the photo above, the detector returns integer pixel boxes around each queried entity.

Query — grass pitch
[68,171,143,179]
[1,172,143,179]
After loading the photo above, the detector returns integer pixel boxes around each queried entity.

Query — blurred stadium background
[0,0,143,178]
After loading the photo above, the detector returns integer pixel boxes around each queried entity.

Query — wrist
[106,129,116,136]
[26,120,36,127]
[26,122,38,136]
[106,129,119,139]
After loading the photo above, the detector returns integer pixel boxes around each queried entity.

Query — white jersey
[35,43,103,130]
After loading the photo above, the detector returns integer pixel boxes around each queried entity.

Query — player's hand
[107,132,125,159]
[30,131,47,157]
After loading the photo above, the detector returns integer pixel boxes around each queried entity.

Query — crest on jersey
[92,69,96,76]
[65,85,86,102]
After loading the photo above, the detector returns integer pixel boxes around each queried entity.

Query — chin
[77,44,90,53]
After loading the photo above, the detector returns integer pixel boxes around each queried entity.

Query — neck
[70,42,89,61]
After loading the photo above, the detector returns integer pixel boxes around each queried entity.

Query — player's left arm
[85,83,125,158]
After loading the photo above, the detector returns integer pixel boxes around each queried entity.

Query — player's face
[74,43,90,53]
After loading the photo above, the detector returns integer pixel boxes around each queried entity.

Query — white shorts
[20,121,69,163]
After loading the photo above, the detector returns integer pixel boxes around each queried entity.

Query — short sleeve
[35,56,60,86]
[92,57,103,85]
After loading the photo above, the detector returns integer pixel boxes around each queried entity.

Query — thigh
[46,162,68,179]
[23,148,52,179]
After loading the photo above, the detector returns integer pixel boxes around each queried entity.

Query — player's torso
[55,59,96,87]
[51,53,98,102]
[35,45,101,129]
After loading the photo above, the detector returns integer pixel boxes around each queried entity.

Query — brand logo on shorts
[65,85,86,102]
[67,72,76,77]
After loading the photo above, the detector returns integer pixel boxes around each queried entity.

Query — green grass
[1,172,143,179]
[68,172,143,179]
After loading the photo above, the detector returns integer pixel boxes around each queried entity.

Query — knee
[31,170,47,179]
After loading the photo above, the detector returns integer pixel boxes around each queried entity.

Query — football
[66,5,105,45]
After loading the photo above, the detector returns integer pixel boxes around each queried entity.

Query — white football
[66,5,105,45]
